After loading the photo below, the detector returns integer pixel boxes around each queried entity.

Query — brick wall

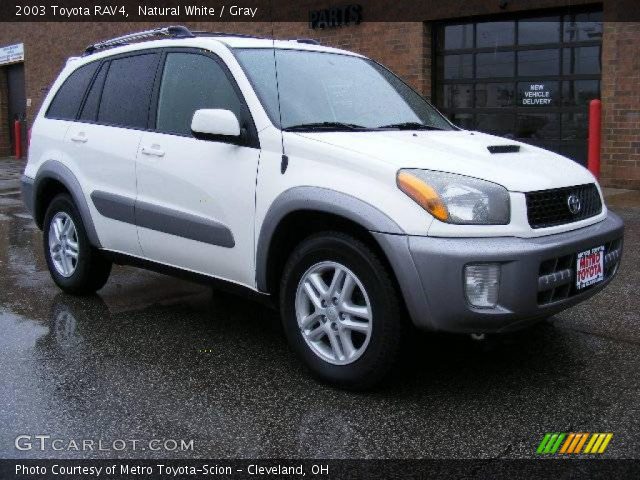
[600,22,640,189]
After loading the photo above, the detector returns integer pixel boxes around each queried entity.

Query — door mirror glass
[191,109,241,140]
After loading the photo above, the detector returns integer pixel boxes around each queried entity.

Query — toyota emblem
[567,194,581,215]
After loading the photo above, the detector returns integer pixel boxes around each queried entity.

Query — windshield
[235,48,454,131]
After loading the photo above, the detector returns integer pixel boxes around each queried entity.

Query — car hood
[293,130,596,192]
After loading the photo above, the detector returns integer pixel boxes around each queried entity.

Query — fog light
[464,264,500,308]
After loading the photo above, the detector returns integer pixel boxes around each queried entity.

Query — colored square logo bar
[537,433,613,454]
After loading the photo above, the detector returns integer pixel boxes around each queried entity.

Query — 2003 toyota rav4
[22,27,624,388]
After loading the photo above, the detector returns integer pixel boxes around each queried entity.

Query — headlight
[396,169,510,225]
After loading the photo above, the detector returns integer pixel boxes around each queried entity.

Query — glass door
[434,10,602,165]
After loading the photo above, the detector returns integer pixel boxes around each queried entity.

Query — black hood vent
[487,145,520,154]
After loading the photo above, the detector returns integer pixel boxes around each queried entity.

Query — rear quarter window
[46,61,100,120]
[79,62,108,122]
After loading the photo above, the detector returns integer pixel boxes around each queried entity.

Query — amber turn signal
[396,171,449,221]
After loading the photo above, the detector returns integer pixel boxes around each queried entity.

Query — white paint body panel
[287,130,606,237]
[135,130,260,286]
[25,35,608,292]
[191,109,241,137]
[64,122,143,254]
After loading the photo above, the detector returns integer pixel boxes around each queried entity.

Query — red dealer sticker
[576,245,604,290]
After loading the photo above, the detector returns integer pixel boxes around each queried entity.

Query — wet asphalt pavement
[0,187,639,460]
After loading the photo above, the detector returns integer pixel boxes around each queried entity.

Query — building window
[434,10,602,165]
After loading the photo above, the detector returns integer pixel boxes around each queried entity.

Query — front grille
[526,184,602,229]
[537,238,622,305]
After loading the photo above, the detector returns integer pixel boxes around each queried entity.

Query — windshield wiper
[283,122,367,132]
[377,122,444,131]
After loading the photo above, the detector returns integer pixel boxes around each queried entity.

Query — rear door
[39,60,100,190]
[135,49,260,287]
[66,52,160,255]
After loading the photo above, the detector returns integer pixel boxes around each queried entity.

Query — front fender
[255,186,404,292]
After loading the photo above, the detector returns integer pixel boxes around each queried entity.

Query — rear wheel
[43,194,112,294]
[280,232,403,390]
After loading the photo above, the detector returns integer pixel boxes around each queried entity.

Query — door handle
[141,145,165,157]
[70,133,87,143]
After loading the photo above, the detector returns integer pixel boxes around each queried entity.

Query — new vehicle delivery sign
[521,83,553,106]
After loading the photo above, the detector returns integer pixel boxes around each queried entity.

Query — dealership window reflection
[435,11,602,166]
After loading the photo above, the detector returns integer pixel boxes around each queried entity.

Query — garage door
[434,10,602,166]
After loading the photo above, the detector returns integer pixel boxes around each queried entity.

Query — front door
[135,50,260,287]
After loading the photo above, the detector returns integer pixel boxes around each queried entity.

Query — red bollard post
[14,120,22,159]
[587,99,601,178]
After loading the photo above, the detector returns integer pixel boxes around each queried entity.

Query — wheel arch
[256,187,404,296]
[33,160,102,248]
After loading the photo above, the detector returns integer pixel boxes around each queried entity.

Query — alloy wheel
[295,261,373,365]
[48,212,79,278]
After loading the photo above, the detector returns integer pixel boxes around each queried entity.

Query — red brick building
[0,0,639,188]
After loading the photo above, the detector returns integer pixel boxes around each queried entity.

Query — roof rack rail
[296,39,320,45]
[84,25,194,55]
[191,31,266,40]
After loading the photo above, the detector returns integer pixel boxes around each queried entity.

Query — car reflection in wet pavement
[0,191,639,459]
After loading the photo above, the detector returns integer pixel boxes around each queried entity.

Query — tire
[280,231,403,390]
[43,193,112,295]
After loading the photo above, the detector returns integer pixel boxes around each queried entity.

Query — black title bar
[2,0,640,23]
[2,459,640,479]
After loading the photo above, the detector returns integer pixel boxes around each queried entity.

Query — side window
[46,62,99,120]
[98,53,159,129]
[79,62,108,122]
[156,53,244,136]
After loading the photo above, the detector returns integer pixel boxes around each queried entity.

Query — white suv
[22,27,623,388]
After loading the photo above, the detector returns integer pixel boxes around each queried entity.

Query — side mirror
[191,109,242,143]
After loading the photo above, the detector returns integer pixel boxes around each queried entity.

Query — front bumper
[374,211,624,333]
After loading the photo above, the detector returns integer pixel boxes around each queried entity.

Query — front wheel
[43,194,112,295]
[280,232,403,390]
